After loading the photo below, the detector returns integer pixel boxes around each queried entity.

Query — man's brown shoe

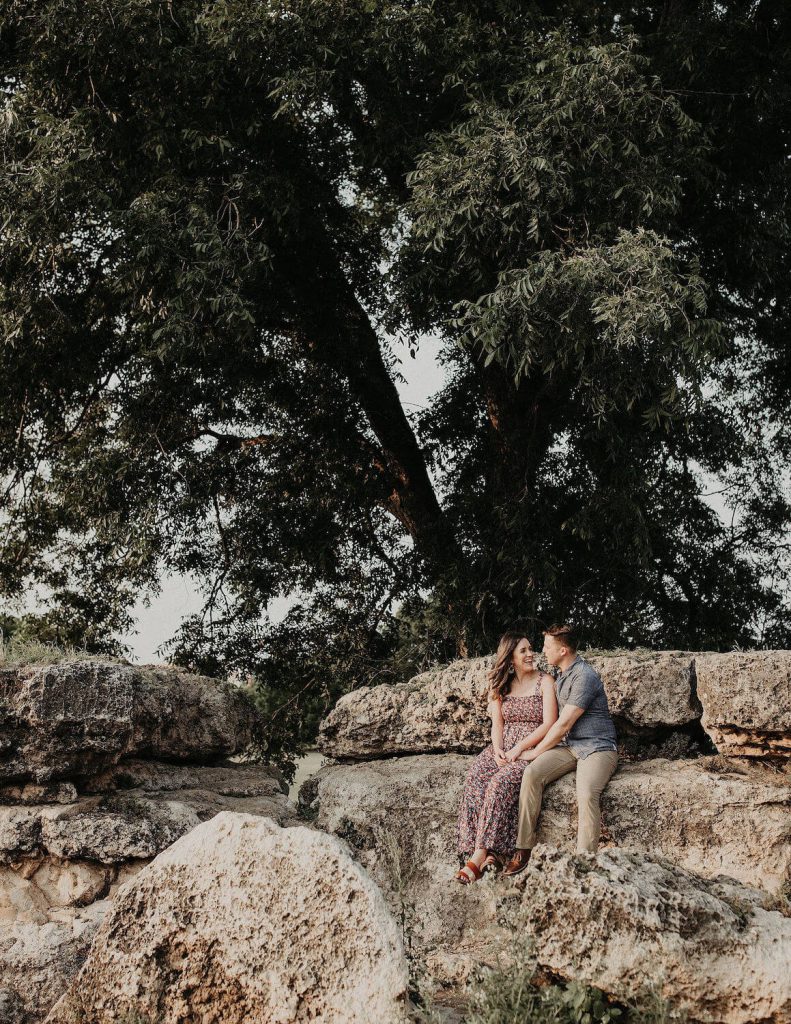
[502,849,531,876]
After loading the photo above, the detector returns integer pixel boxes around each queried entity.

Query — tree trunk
[479,358,566,496]
[282,227,462,580]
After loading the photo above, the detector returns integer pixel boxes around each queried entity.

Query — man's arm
[520,704,584,761]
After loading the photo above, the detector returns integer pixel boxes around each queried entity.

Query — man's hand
[503,746,522,762]
[518,749,540,762]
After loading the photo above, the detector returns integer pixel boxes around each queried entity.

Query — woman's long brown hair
[487,631,531,703]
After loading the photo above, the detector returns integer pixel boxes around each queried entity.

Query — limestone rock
[303,753,505,976]
[513,845,791,1024]
[318,657,494,759]
[303,753,791,982]
[0,660,263,784]
[696,651,791,758]
[0,762,297,865]
[587,651,701,728]
[317,652,701,760]
[82,757,288,797]
[0,783,78,806]
[0,900,110,1024]
[45,812,409,1024]
[0,759,297,1022]
[2,855,148,916]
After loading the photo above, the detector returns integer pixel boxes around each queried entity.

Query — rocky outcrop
[696,651,791,758]
[317,652,705,760]
[6,647,791,1023]
[0,760,297,865]
[586,650,702,734]
[318,657,494,759]
[0,902,111,1024]
[0,660,263,784]
[0,660,294,1024]
[510,845,791,1024]
[301,753,791,986]
[45,813,409,1024]
[0,760,298,1023]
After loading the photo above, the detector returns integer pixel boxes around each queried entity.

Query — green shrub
[460,935,683,1024]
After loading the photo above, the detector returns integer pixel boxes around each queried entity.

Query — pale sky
[122,334,449,663]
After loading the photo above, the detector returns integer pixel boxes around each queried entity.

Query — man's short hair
[543,623,579,652]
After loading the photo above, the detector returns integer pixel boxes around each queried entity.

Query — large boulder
[0,761,297,1023]
[318,657,494,759]
[511,845,791,1024]
[45,813,409,1024]
[696,652,791,759]
[301,753,791,984]
[586,650,701,730]
[317,652,702,760]
[0,660,263,784]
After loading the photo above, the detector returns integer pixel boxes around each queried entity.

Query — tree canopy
[1,0,789,773]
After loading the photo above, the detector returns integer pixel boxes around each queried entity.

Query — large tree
[1,1,789,771]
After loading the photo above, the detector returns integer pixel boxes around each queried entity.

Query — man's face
[542,633,566,668]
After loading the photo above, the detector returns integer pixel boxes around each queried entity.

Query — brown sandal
[454,859,484,885]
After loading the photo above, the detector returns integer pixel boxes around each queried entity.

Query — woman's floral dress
[456,680,545,858]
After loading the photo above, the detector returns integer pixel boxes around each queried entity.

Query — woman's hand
[503,746,523,762]
[493,748,509,767]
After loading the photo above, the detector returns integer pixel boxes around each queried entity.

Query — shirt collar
[558,655,582,678]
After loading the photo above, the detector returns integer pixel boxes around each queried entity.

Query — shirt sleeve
[565,670,598,711]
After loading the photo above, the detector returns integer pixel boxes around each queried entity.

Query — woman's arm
[488,696,507,764]
[520,703,585,761]
[505,677,559,761]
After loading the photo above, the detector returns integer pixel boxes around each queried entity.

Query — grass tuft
[0,633,122,668]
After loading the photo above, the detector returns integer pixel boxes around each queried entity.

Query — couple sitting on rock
[455,624,618,883]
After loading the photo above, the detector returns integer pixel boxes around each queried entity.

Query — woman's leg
[456,749,500,879]
[475,761,532,857]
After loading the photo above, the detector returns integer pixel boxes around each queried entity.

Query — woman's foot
[454,848,489,884]
[454,859,484,885]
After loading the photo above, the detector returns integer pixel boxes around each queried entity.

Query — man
[503,623,618,876]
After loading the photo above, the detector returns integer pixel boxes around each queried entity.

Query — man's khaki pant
[516,746,618,852]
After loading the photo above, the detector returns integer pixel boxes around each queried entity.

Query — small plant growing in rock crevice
[458,929,684,1024]
[381,828,412,902]
[97,792,151,818]
[0,633,122,668]
[625,986,685,1024]
[380,828,420,954]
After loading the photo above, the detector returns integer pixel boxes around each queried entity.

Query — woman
[455,631,558,884]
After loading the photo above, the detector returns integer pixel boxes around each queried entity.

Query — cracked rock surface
[44,813,409,1024]
[696,651,791,758]
[0,660,294,1024]
[0,660,263,784]
[511,845,791,1024]
[302,752,791,1000]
